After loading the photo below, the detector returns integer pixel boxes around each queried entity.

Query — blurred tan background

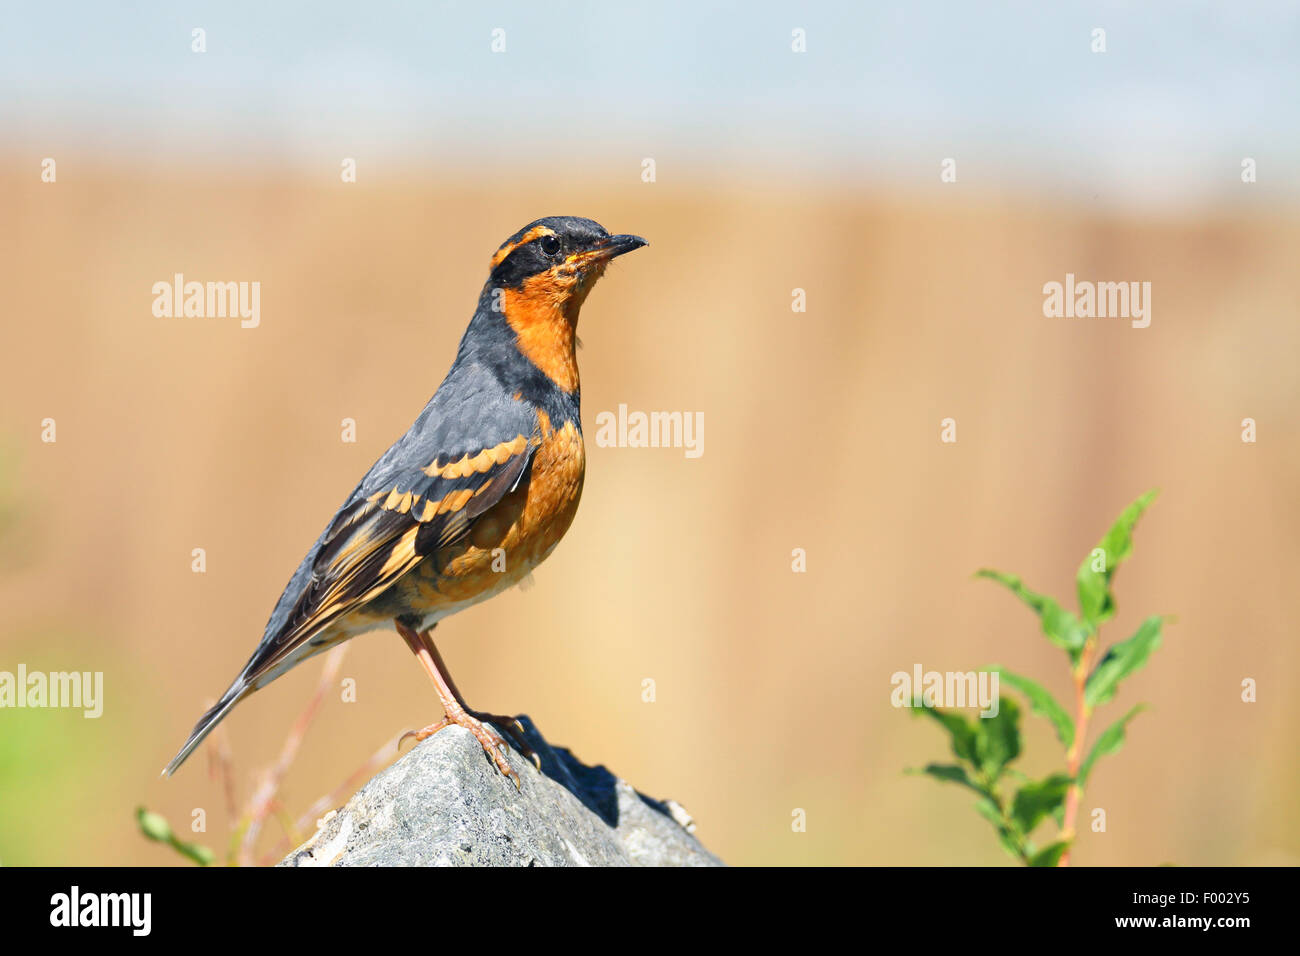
[2,2,1298,866]
[2,164,1297,866]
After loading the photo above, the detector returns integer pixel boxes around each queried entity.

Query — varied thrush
[165,216,646,787]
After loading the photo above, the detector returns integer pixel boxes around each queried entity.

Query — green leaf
[908,763,983,793]
[917,706,977,765]
[136,806,173,842]
[173,840,215,866]
[973,696,1022,779]
[974,797,1024,861]
[136,806,215,866]
[1029,840,1071,867]
[1075,489,1158,630]
[1010,773,1072,835]
[973,797,1003,829]
[976,570,1089,659]
[989,666,1074,748]
[1085,616,1163,709]
[1078,704,1146,788]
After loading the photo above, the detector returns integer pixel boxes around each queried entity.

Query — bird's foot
[468,711,541,770]
[399,709,538,789]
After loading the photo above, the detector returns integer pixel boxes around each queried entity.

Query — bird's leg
[395,621,537,787]
[413,626,539,768]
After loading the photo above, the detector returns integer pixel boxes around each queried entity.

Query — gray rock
[280,715,724,867]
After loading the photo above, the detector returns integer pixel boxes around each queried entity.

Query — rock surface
[280,716,723,867]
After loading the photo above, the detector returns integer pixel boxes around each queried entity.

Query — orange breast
[402,414,585,610]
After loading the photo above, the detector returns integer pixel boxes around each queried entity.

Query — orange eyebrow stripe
[489,225,557,269]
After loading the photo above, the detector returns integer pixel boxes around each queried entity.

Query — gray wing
[164,365,537,775]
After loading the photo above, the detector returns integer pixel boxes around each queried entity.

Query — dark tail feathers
[162,681,248,777]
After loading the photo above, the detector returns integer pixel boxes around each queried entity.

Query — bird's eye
[539,235,561,258]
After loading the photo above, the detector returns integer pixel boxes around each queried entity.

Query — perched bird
[165,216,646,787]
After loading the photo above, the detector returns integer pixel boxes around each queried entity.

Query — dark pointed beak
[590,234,648,261]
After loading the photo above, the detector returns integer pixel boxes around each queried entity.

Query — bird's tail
[162,679,250,777]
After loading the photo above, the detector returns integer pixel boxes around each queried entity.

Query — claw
[476,714,540,770]
[398,718,449,751]
[403,710,524,788]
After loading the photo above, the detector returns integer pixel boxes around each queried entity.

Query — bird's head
[485,216,646,392]
[489,216,646,314]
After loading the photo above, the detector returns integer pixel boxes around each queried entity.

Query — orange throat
[502,264,605,394]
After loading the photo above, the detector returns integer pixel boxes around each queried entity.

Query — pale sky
[2,1,1296,204]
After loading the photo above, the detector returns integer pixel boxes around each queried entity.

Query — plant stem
[238,645,348,865]
[1058,640,1095,867]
